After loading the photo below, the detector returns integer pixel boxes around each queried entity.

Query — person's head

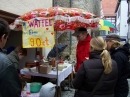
[90,36,112,74]
[105,34,123,50]
[72,27,88,41]
[0,18,10,48]
[14,46,27,60]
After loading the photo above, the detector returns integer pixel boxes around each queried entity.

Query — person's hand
[19,74,22,80]
[85,57,89,60]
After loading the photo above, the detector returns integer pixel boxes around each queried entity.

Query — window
[128,1,130,15]
[117,7,120,18]
[117,23,120,32]
[100,30,106,36]
[105,16,116,26]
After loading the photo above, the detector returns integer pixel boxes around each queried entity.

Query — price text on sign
[29,37,49,47]
[22,18,55,48]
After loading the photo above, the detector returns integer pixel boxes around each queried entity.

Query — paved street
[61,89,75,97]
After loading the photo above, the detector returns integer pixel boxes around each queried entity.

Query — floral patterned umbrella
[10,6,100,32]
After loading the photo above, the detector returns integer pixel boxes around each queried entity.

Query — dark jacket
[7,51,19,69]
[0,49,22,97]
[72,51,118,97]
[110,43,130,93]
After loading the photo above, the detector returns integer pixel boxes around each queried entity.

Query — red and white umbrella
[10,6,100,32]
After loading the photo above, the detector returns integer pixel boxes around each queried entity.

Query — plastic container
[26,83,30,94]
[30,82,42,93]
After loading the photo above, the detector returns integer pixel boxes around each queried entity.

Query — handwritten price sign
[22,18,55,48]
[29,38,42,47]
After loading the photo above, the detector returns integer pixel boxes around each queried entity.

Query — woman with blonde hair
[106,34,130,97]
[72,36,118,97]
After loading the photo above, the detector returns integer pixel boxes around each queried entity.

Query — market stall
[10,6,100,97]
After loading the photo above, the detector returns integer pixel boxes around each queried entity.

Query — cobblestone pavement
[61,88,75,97]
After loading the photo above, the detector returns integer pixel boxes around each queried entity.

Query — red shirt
[75,34,91,72]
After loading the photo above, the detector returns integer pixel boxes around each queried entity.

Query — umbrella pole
[69,0,72,55]
[55,6,60,97]
[55,27,59,97]
[69,32,72,55]
[56,31,58,97]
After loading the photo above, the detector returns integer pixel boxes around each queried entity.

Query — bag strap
[89,73,104,97]
[82,62,105,97]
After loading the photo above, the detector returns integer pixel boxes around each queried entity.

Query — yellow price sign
[29,37,49,47]
[22,18,55,48]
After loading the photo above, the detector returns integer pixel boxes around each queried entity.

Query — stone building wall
[0,0,52,15]
[55,0,101,59]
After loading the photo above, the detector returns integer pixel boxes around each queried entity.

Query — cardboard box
[38,65,52,74]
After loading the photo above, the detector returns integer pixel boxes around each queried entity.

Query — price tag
[29,37,42,47]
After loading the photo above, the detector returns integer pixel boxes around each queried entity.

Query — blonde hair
[110,40,123,49]
[90,36,112,74]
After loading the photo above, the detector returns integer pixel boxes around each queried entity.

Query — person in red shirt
[72,27,91,72]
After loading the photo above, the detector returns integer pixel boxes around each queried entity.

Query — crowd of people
[72,27,130,97]
[0,18,130,97]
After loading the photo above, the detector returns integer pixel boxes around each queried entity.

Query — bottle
[26,83,30,95]
[34,60,39,72]
[36,51,40,61]
[40,56,44,64]
[51,58,56,67]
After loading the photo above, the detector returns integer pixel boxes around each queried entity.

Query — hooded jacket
[110,43,130,93]
[75,34,91,72]
[72,51,118,97]
[0,49,22,97]
[7,51,19,69]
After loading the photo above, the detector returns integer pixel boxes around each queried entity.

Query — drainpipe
[69,0,72,55]
[53,0,57,6]
[70,0,72,7]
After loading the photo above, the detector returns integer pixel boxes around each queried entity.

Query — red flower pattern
[13,7,99,31]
